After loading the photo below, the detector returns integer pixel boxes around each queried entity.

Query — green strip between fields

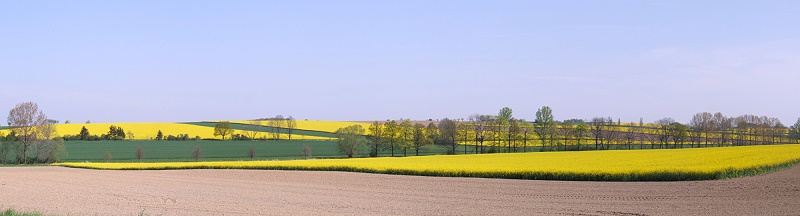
[182,122,337,138]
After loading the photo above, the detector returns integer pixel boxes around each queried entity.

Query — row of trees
[251,115,298,140]
[336,120,441,158]
[215,116,299,140]
[62,125,134,141]
[62,127,203,141]
[335,107,800,157]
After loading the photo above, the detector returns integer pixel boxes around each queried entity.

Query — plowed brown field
[1,165,799,215]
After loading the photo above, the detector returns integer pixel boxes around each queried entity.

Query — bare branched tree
[301,144,313,159]
[286,116,297,140]
[191,146,203,161]
[558,121,574,151]
[243,121,261,140]
[135,146,144,162]
[469,114,488,153]
[268,115,285,140]
[7,102,48,164]
[248,146,256,159]
[655,118,675,148]
[590,117,606,150]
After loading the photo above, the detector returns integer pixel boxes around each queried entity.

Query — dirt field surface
[2,166,799,216]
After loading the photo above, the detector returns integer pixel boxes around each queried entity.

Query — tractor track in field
[1,165,799,215]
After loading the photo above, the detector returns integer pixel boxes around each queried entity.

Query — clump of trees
[61,126,194,141]
[365,119,440,157]
[164,134,195,141]
[2,102,67,164]
[105,125,126,140]
[335,125,367,158]
[254,115,298,140]
[366,119,440,157]
[63,125,128,141]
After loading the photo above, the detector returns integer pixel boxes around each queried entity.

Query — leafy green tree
[214,121,234,140]
[156,130,163,141]
[508,119,521,152]
[559,121,574,150]
[575,122,590,150]
[79,126,90,140]
[117,126,125,139]
[336,125,367,158]
[458,120,472,154]
[668,122,689,148]
[535,106,556,151]
[498,107,513,122]
[438,118,458,154]
[108,125,125,140]
[518,121,533,152]
[367,121,384,157]
[399,119,413,156]
[497,107,514,152]
[426,122,438,143]
[411,123,433,156]
[384,120,399,156]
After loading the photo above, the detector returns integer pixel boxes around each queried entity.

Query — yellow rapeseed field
[55,123,216,139]
[57,144,800,181]
[2,123,215,140]
[230,120,371,134]
[0,122,332,140]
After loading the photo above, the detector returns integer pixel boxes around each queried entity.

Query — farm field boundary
[58,144,800,181]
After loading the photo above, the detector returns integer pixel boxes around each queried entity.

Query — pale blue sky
[1,1,798,124]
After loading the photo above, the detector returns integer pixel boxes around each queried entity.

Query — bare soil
[1,165,799,215]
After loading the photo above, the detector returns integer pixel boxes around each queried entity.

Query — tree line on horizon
[334,106,800,157]
[214,115,299,141]
[2,101,799,163]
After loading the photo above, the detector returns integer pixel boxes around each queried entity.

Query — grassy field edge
[1,209,43,216]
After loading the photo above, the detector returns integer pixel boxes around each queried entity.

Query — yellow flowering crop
[229,120,371,134]
[0,122,331,140]
[57,144,800,181]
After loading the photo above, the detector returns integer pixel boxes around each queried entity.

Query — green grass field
[62,140,340,162]
[60,140,455,162]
